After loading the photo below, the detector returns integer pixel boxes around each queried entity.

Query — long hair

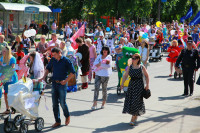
[29,51,36,69]
[3,46,12,65]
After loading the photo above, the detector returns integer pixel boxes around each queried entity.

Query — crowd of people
[0,17,200,127]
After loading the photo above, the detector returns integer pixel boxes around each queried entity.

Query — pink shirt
[89,45,96,59]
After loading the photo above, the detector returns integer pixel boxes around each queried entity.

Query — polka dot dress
[122,65,145,116]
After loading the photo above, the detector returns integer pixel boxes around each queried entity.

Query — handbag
[143,89,151,99]
[196,74,200,85]
[141,65,151,99]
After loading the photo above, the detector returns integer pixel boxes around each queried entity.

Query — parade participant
[175,37,200,96]
[139,40,149,68]
[167,40,180,76]
[60,41,67,56]
[16,45,25,65]
[39,47,75,127]
[121,53,149,126]
[124,38,134,47]
[41,21,49,35]
[91,46,112,110]
[115,45,123,88]
[0,35,8,50]
[47,33,61,53]
[183,29,189,43]
[96,32,106,55]
[172,30,179,40]
[156,30,164,44]
[11,35,23,52]
[76,37,90,89]
[192,29,199,44]
[22,33,31,55]
[129,29,139,48]
[86,38,97,84]
[51,19,58,33]
[1,46,18,114]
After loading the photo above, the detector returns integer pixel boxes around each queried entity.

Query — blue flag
[180,7,193,23]
[189,11,200,26]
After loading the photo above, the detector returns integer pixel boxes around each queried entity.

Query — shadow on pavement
[70,109,95,116]
[92,122,134,133]
[158,95,187,101]
[154,75,170,78]
[167,78,183,81]
[93,106,200,133]
[107,93,124,103]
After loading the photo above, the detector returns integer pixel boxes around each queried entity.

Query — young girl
[139,40,149,69]
[22,33,31,55]
[166,40,180,76]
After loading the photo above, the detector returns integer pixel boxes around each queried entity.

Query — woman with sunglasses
[121,53,149,126]
[1,46,18,114]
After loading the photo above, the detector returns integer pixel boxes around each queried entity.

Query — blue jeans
[52,82,69,123]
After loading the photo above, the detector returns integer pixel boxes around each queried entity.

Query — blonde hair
[3,46,12,65]
[40,35,46,39]
[172,40,178,47]
[16,35,22,42]
[0,35,5,40]
[85,38,92,44]
[60,41,66,50]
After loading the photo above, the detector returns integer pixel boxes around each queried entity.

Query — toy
[117,46,139,95]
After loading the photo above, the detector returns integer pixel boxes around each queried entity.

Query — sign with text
[24,6,39,14]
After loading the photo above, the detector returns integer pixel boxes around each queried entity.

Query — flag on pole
[70,24,85,50]
[180,7,193,23]
[189,11,200,26]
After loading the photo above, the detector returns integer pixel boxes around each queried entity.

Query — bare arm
[60,72,75,85]
[143,66,149,90]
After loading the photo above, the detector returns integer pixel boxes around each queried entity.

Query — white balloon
[170,30,175,35]
[24,30,31,37]
[139,31,144,36]
[146,25,150,31]
[29,29,36,36]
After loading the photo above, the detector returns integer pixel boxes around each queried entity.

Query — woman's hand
[106,60,110,64]
[145,85,149,90]
[96,62,101,67]
[120,85,124,90]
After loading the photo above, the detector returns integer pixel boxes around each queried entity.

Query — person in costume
[96,32,106,55]
[1,46,18,114]
[166,40,180,76]
[28,51,45,93]
[76,37,90,89]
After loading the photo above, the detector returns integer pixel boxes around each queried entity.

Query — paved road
[1,54,200,133]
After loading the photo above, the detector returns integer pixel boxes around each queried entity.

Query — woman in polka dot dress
[121,53,149,126]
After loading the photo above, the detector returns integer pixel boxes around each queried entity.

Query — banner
[180,7,193,23]
[189,11,200,26]
[70,24,85,50]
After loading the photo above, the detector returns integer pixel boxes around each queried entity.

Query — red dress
[166,46,180,63]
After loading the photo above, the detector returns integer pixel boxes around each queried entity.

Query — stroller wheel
[14,115,22,129]
[19,123,28,133]
[117,86,121,95]
[35,117,44,132]
[179,73,182,78]
[174,72,177,79]
[4,121,13,133]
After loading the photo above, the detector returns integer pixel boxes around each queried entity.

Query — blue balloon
[142,33,148,39]
[106,27,110,32]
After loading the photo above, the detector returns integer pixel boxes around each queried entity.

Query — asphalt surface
[0,52,200,133]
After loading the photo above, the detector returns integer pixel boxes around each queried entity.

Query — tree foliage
[41,0,199,23]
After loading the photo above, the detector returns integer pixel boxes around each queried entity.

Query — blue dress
[4,56,18,93]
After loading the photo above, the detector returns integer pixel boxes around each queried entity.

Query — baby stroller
[149,40,163,62]
[4,78,44,133]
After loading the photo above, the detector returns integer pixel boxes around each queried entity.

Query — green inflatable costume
[118,46,139,87]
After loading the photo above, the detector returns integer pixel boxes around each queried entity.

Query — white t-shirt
[93,54,112,77]
[96,38,106,54]
[139,46,148,61]
[52,23,57,30]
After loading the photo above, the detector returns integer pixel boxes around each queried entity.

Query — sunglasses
[132,57,138,60]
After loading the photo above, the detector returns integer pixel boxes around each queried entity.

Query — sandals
[2,109,10,114]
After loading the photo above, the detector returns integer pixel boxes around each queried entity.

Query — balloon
[146,25,150,31]
[156,21,162,27]
[106,27,110,32]
[139,31,144,36]
[170,30,175,35]
[24,30,31,37]
[30,29,36,36]
[142,33,148,39]
[179,32,184,37]
[122,18,125,22]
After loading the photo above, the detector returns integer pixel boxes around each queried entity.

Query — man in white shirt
[47,33,61,53]
[66,25,72,38]
[51,20,58,34]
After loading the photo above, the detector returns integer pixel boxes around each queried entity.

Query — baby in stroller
[149,39,163,62]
